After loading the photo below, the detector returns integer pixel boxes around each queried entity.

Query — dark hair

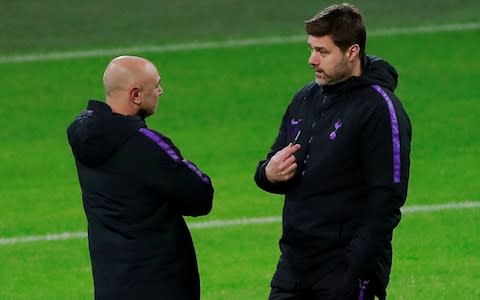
[305,3,366,57]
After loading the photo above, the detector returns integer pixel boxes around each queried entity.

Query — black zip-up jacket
[254,57,411,297]
[67,100,214,300]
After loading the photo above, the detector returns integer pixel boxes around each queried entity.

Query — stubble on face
[314,55,350,86]
[308,35,353,86]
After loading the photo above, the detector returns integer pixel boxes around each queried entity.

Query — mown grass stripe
[1,201,479,246]
[0,22,479,64]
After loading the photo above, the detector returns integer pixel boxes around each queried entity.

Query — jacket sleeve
[347,86,412,280]
[139,128,214,217]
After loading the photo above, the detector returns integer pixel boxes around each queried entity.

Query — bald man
[67,56,214,300]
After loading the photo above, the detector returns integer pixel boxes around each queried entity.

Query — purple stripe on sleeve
[183,160,211,184]
[138,128,180,161]
[139,128,210,184]
[372,85,401,183]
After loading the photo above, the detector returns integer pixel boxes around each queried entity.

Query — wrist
[264,164,276,183]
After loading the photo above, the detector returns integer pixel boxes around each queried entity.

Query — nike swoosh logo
[290,118,302,125]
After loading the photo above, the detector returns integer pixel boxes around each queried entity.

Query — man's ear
[129,86,142,105]
[347,44,360,61]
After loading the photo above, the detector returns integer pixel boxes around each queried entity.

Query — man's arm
[346,88,412,281]
[139,128,214,217]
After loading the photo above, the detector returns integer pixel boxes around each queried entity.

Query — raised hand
[265,143,301,183]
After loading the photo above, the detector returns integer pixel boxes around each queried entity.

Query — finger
[265,159,286,183]
[284,143,301,156]
[272,153,296,174]
[283,162,298,179]
[282,154,298,167]
[276,143,301,160]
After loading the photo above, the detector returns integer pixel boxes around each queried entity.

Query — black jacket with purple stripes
[254,57,411,297]
[67,100,213,300]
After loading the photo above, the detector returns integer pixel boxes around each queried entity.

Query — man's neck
[351,58,362,77]
[106,97,137,116]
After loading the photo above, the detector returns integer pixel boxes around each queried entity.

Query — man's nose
[308,51,319,65]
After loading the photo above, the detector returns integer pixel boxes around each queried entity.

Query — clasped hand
[265,143,301,183]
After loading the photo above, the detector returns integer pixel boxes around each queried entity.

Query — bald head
[103,56,157,96]
[102,56,163,117]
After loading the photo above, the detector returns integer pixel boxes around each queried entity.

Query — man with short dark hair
[254,4,411,299]
[67,56,214,300]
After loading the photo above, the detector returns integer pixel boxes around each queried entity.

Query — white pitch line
[0,201,479,246]
[188,216,281,229]
[0,22,479,64]
[0,232,88,246]
[401,201,480,213]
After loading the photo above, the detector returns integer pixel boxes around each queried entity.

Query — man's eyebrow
[308,44,329,51]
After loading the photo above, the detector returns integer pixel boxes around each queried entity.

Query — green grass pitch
[1,1,479,299]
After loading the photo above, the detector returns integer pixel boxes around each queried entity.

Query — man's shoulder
[134,128,183,162]
[296,81,318,96]
[290,81,320,104]
[353,84,400,106]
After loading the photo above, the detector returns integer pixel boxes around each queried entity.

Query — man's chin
[315,77,326,85]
